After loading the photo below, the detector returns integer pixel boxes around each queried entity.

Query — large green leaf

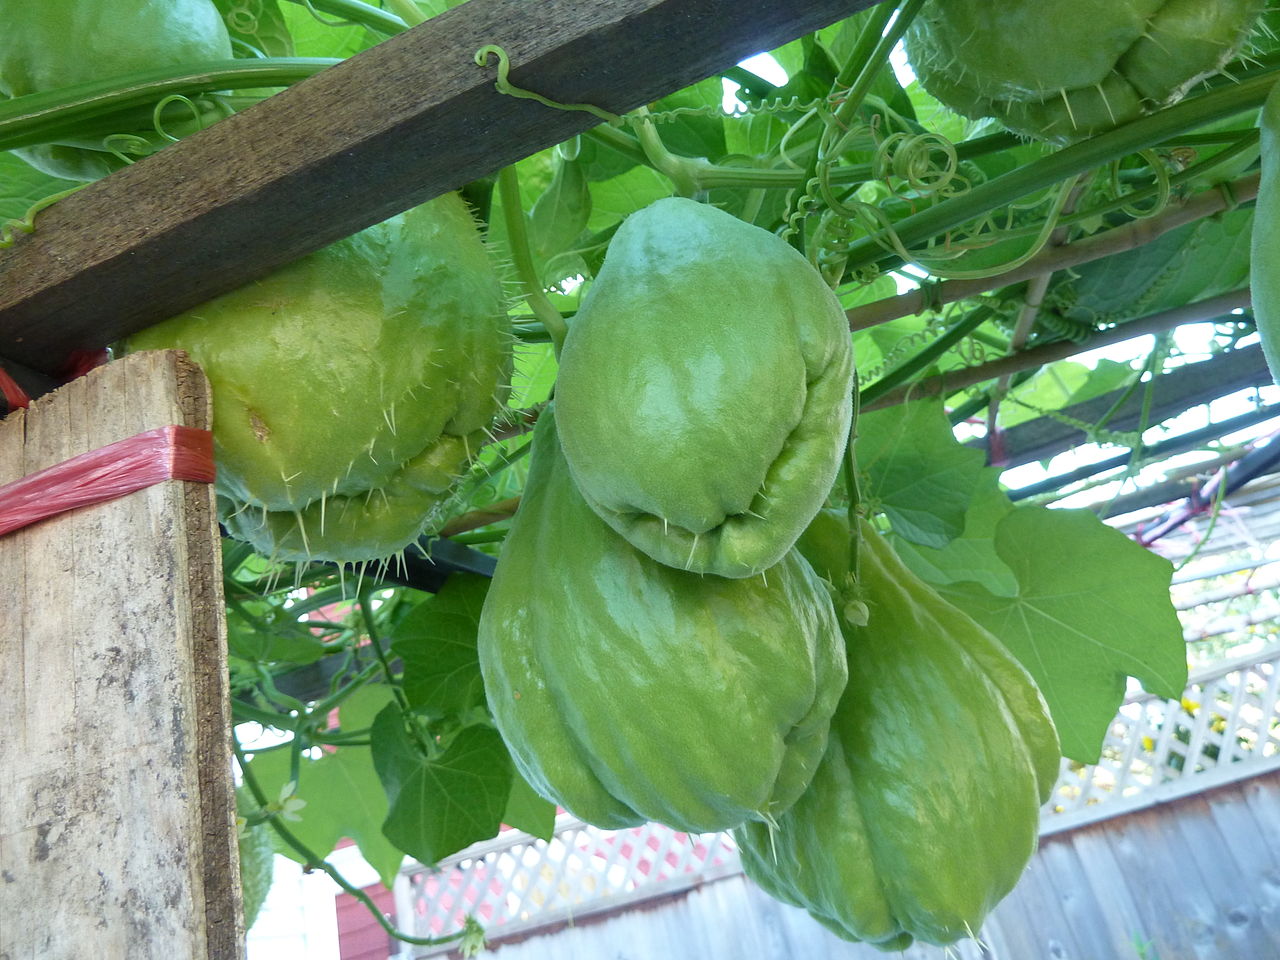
[939,507,1187,763]
[857,398,987,547]
[890,467,1018,597]
[391,573,489,719]
[246,685,404,886]
[371,708,513,865]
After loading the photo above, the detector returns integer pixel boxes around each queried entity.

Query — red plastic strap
[0,425,215,538]
[0,364,31,411]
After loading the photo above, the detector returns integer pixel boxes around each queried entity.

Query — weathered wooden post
[0,350,241,959]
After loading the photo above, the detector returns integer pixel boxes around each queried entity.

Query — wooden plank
[1032,836,1119,959]
[1181,787,1280,957]
[1110,801,1234,960]
[0,351,238,959]
[1238,771,1280,862]
[0,0,880,378]
[1064,824,1156,957]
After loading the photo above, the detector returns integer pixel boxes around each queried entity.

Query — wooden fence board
[1240,774,1280,862]
[1173,793,1279,957]
[1064,826,1154,957]
[0,351,238,959]
[1204,780,1280,952]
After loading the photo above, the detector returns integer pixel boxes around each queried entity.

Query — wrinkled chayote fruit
[737,519,1061,949]
[128,193,510,563]
[554,197,854,579]
[0,0,234,180]
[906,0,1265,143]
[478,408,847,834]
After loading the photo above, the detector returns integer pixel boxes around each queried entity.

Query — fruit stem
[496,165,570,353]
[381,0,427,27]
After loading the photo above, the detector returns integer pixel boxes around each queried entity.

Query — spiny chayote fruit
[554,197,854,579]
[128,193,510,563]
[736,519,1060,949]
[236,787,275,931]
[478,408,847,833]
[0,0,234,180]
[905,0,1265,143]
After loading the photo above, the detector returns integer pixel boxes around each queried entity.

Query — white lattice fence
[401,821,739,946]
[401,646,1280,952]
[1043,644,1280,832]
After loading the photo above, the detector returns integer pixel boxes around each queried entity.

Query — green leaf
[391,573,489,718]
[939,507,1187,763]
[226,602,330,664]
[278,0,378,58]
[1000,358,1136,429]
[528,154,591,284]
[246,685,405,886]
[890,467,1018,597]
[502,772,556,840]
[0,152,77,221]
[1057,207,1253,325]
[510,340,558,410]
[652,76,728,162]
[585,164,671,233]
[858,398,987,547]
[371,707,513,864]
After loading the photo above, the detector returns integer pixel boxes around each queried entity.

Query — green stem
[0,59,336,151]
[380,0,427,28]
[497,165,569,351]
[844,384,862,587]
[286,0,409,33]
[830,0,924,135]
[841,66,1280,275]
[234,739,467,950]
[231,698,300,729]
[631,106,700,195]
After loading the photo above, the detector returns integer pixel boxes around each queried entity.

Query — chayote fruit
[736,518,1060,949]
[905,0,1264,143]
[0,0,234,180]
[554,197,854,579]
[477,408,847,833]
[128,193,510,563]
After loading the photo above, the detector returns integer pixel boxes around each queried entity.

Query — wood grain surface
[0,351,239,959]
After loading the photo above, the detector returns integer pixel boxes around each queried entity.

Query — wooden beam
[0,351,240,958]
[0,0,879,376]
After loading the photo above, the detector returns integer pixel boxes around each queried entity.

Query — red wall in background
[336,880,397,960]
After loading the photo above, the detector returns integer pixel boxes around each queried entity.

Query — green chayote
[554,197,854,579]
[128,193,510,562]
[906,0,1264,143]
[478,409,847,833]
[737,518,1060,948]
